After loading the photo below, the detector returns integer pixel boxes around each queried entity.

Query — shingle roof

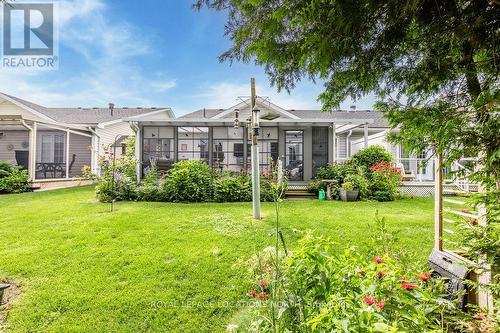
[181,108,389,127]
[2,93,170,125]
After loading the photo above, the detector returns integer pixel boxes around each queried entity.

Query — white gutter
[87,126,101,175]
[346,130,353,158]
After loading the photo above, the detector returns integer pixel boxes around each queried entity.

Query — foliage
[196,0,499,303]
[352,145,393,171]
[213,173,252,202]
[313,162,358,199]
[344,173,369,198]
[368,162,401,202]
[162,160,213,202]
[80,165,97,180]
[341,181,353,191]
[0,161,30,194]
[95,143,138,203]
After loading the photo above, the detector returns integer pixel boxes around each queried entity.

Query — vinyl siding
[96,121,133,156]
[69,133,91,177]
[0,100,48,122]
[0,130,29,165]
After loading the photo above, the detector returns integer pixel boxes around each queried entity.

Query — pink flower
[248,289,257,298]
[401,283,418,290]
[373,256,384,264]
[417,272,431,282]
[363,295,376,305]
[376,300,385,311]
[257,293,270,300]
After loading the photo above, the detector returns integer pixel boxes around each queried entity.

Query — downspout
[87,126,101,176]
[20,119,35,180]
[346,130,353,159]
[129,121,141,183]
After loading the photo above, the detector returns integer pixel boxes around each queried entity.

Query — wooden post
[475,159,494,311]
[434,153,443,251]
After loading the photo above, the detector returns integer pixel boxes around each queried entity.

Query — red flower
[401,283,418,290]
[363,295,376,305]
[257,293,270,300]
[373,256,384,264]
[469,218,478,225]
[248,289,257,298]
[376,300,385,311]
[417,272,431,282]
[259,279,268,288]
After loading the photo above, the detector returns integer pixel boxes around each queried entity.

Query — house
[0,92,174,188]
[126,97,433,185]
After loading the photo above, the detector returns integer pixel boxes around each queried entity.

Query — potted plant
[340,182,359,202]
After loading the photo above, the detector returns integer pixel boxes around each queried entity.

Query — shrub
[95,149,138,202]
[368,162,401,201]
[352,145,393,170]
[95,174,137,202]
[344,173,369,198]
[248,233,476,332]
[213,173,252,202]
[163,160,213,202]
[0,161,30,194]
[312,162,363,199]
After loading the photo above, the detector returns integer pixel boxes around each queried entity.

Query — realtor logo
[1,1,58,69]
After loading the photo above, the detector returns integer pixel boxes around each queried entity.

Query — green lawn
[0,186,434,332]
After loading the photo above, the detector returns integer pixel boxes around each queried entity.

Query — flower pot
[340,189,359,202]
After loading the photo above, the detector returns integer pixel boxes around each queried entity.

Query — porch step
[285,189,316,199]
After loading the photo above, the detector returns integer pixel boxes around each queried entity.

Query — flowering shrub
[247,233,484,332]
[368,161,401,201]
[351,145,393,170]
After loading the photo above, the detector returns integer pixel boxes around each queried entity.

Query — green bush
[0,161,30,194]
[213,174,252,202]
[344,173,369,198]
[312,162,361,199]
[352,145,393,171]
[247,233,476,332]
[368,162,401,201]
[95,174,137,203]
[163,160,213,202]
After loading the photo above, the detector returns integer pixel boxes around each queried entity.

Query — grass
[0,186,434,332]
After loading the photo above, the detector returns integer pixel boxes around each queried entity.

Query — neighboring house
[0,92,173,186]
[127,97,429,184]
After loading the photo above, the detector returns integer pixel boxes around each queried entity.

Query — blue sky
[1,0,376,115]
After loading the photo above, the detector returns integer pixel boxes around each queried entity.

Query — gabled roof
[0,92,173,125]
[179,98,389,128]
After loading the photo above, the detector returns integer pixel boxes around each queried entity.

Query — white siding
[95,121,134,157]
[0,100,48,122]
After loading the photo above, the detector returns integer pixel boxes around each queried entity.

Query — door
[285,130,304,181]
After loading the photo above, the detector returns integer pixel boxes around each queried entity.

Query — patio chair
[395,162,415,181]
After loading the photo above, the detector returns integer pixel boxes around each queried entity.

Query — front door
[285,130,304,181]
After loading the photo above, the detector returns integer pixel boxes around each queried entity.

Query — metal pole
[364,123,369,148]
[250,78,261,219]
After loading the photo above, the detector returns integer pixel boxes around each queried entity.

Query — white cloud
[0,0,175,107]
[189,81,323,112]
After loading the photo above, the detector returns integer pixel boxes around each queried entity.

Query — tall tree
[196,0,499,300]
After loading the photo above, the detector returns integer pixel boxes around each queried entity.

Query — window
[285,130,304,181]
[312,127,328,177]
[40,133,65,163]
[247,127,278,173]
[142,127,175,172]
[213,127,244,172]
[177,127,209,162]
